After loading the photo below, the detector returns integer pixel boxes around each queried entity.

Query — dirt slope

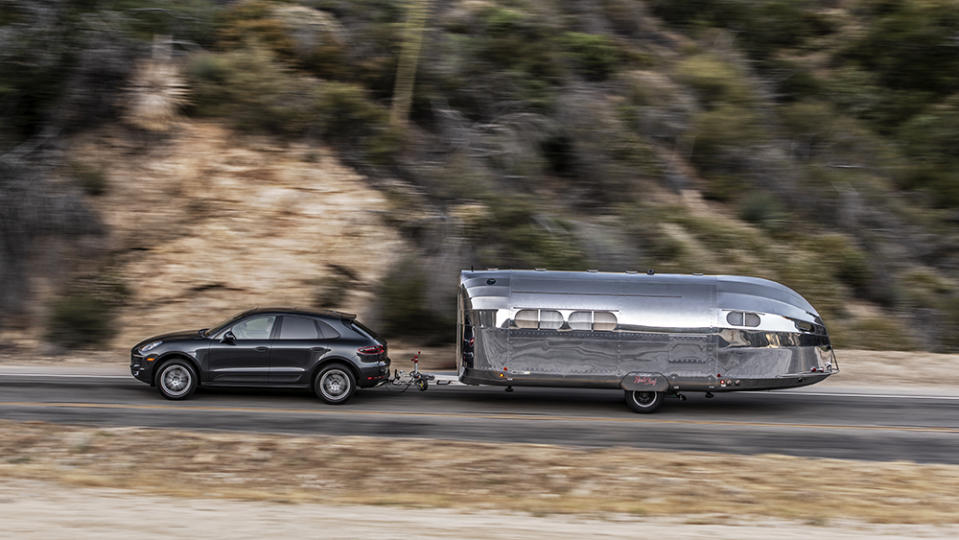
[69,121,408,348]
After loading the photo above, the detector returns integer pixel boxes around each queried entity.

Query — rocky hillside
[2,121,407,350]
[1,0,957,352]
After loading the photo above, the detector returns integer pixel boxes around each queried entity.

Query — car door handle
[254,346,268,352]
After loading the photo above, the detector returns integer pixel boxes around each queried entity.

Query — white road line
[768,390,959,401]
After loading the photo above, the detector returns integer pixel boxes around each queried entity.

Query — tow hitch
[391,351,442,391]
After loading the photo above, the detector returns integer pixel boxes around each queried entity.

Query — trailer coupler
[391,351,437,391]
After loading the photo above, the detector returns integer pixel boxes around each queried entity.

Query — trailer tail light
[358,345,385,356]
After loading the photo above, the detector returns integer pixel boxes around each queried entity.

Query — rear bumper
[356,357,391,388]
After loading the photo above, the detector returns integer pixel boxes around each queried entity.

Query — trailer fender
[621,372,669,392]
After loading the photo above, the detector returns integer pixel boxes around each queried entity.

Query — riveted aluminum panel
[457,270,836,391]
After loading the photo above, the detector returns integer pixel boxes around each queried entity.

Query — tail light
[358,345,385,356]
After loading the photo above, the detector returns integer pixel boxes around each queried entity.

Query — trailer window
[514,309,563,330]
[727,311,761,327]
[568,311,591,330]
[515,310,538,329]
[593,311,617,331]
[540,310,563,330]
[568,311,618,331]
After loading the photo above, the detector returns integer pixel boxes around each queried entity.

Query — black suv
[130,308,390,403]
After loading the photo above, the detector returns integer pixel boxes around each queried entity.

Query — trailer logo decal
[633,376,659,386]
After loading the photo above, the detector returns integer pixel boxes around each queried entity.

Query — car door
[269,315,339,385]
[206,314,277,385]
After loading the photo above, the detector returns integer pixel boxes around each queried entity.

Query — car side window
[231,315,276,340]
[315,319,341,339]
[278,315,321,340]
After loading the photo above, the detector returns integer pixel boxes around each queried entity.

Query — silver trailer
[456,269,837,412]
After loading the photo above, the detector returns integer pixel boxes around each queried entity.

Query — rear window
[350,320,381,341]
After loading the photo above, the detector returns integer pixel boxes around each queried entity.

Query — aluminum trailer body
[456,270,837,411]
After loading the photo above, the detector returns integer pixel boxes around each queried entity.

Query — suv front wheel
[156,359,198,400]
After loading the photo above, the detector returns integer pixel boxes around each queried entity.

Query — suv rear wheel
[314,364,356,404]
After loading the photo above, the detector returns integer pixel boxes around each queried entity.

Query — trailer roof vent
[587,269,598,272]
[646,268,655,275]
[535,268,547,271]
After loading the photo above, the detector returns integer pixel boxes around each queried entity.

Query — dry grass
[2,421,958,524]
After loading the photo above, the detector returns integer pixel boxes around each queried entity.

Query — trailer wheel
[625,390,664,413]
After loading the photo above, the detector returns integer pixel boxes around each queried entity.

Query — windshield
[204,312,244,337]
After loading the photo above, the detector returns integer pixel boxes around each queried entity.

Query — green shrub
[218,1,353,81]
[497,223,585,270]
[217,0,296,54]
[313,81,402,162]
[473,6,564,81]
[115,0,221,47]
[186,48,400,162]
[897,95,959,207]
[561,32,621,81]
[69,162,108,196]
[841,0,959,99]
[47,274,128,348]
[687,105,762,174]
[675,54,753,108]
[650,1,834,59]
[378,257,453,342]
[768,251,847,321]
[830,317,919,351]
[47,294,113,348]
[899,268,955,309]
[185,47,314,135]
[736,191,789,232]
[812,234,872,295]
[941,295,959,352]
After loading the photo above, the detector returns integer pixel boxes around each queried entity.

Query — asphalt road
[1,366,958,464]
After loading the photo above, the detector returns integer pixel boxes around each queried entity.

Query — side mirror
[223,331,236,344]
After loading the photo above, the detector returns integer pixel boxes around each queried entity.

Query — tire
[156,359,198,400]
[625,390,664,413]
[314,364,356,404]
